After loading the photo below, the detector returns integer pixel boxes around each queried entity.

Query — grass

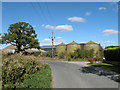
[17,64,52,88]
[2,52,53,88]
[88,62,120,74]
[70,58,89,62]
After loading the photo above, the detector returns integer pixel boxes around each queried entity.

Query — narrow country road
[45,61,118,88]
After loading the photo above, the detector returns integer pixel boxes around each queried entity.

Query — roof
[3,45,16,50]
[57,43,66,46]
[86,41,98,44]
[67,41,79,45]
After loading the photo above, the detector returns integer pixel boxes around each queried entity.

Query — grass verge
[17,64,52,88]
[88,63,120,74]
[2,53,53,88]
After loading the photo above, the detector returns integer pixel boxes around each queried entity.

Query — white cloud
[85,12,91,16]
[59,39,66,42]
[98,7,107,10]
[42,24,55,29]
[102,29,119,36]
[33,25,36,27]
[68,17,86,22]
[99,41,116,44]
[42,38,51,43]
[42,24,73,32]
[55,25,73,32]
[54,42,61,45]
[56,37,62,39]
[41,24,45,27]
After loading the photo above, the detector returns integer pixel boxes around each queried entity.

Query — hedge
[104,46,120,62]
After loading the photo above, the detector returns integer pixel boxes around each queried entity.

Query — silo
[66,41,80,56]
[84,41,100,57]
[56,43,66,56]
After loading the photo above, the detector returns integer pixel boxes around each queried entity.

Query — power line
[31,2,45,24]
[37,1,50,24]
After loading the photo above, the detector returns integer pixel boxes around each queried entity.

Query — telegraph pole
[49,31,55,58]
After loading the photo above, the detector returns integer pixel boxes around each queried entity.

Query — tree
[2,22,40,53]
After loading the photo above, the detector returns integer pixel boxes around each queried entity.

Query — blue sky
[2,2,119,48]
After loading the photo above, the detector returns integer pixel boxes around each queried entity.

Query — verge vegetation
[2,53,52,88]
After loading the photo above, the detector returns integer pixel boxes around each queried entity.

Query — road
[45,61,118,88]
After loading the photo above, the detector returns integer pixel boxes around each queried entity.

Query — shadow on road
[78,66,120,83]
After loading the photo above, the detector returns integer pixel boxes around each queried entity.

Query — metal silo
[84,41,100,57]
[56,43,66,56]
[66,41,80,56]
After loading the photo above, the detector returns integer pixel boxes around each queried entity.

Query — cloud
[33,25,36,27]
[56,37,62,39]
[55,25,73,31]
[67,17,86,22]
[98,7,107,10]
[41,24,55,29]
[42,38,51,43]
[99,41,116,43]
[42,24,73,32]
[85,12,91,16]
[59,39,66,42]
[102,29,119,36]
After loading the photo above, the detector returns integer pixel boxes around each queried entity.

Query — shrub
[33,52,41,56]
[88,58,94,64]
[2,54,46,88]
[71,48,94,59]
[59,52,65,59]
[16,64,52,88]
[104,46,120,62]
[46,51,52,57]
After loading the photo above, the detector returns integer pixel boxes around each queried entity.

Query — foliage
[69,48,94,59]
[59,52,65,59]
[2,22,40,53]
[32,52,41,56]
[88,57,103,64]
[2,54,48,88]
[104,46,120,62]
[46,51,52,57]
[16,64,52,88]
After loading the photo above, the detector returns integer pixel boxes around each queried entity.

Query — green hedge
[104,46,120,62]
[2,53,49,88]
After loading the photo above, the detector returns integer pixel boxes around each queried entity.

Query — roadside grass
[2,53,53,88]
[70,58,89,62]
[88,63,120,74]
[17,64,52,88]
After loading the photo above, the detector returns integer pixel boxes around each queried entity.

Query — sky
[1,2,119,48]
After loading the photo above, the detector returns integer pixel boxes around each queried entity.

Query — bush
[104,46,120,62]
[33,52,41,56]
[59,52,65,59]
[88,57,95,64]
[71,48,94,59]
[16,64,52,88]
[2,54,46,88]
[46,51,52,57]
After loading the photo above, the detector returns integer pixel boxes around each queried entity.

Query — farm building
[83,41,102,57]
[66,41,80,55]
[2,44,46,53]
[55,41,103,57]
[56,43,66,56]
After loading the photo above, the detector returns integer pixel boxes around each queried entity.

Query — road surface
[45,61,118,88]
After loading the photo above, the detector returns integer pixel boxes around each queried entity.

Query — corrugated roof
[86,41,98,44]
[67,41,78,45]
[57,43,66,46]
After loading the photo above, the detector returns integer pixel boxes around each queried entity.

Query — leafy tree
[2,22,40,52]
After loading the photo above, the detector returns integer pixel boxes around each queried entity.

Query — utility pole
[49,31,55,58]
